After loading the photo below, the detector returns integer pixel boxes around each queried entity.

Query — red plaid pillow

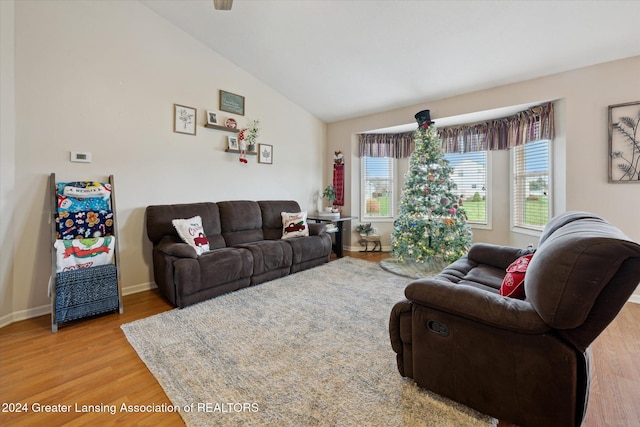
[499,254,533,299]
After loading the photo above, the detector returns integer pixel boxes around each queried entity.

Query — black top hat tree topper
[415,110,435,128]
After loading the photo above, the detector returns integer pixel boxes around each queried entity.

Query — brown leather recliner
[389,212,640,427]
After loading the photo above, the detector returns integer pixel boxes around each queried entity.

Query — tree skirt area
[121,257,495,427]
[379,256,447,279]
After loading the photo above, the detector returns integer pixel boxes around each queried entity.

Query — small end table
[307,215,356,258]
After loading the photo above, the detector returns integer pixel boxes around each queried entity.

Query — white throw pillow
[172,216,210,255]
[281,211,309,239]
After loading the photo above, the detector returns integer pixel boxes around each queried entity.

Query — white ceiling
[141,0,640,124]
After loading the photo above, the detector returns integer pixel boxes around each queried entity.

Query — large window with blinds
[443,151,488,225]
[512,139,551,230]
[361,156,394,220]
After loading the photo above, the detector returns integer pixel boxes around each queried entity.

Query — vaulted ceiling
[142,0,640,123]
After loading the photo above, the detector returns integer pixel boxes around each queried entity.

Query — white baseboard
[628,294,640,305]
[0,282,158,329]
[122,281,157,296]
[0,304,51,328]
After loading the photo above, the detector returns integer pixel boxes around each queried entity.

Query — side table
[307,215,356,258]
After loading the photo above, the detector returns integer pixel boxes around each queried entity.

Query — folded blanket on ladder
[54,237,115,273]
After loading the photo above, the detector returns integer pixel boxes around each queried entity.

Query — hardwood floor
[1,251,638,426]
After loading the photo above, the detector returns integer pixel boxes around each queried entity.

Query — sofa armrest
[405,279,549,334]
[389,299,414,378]
[389,299,413,355]
[308,222,327,236]
[155,236,197,258]
[467,243,526,270]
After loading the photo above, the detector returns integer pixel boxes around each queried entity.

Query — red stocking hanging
[333,151,344,206]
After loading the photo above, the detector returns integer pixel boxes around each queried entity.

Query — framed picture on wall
[207,111,218,125]
[174,104,196,135]
[258,143,273,164]
[608,101,640,183]
[228,135,239,151]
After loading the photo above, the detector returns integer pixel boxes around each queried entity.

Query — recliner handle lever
[427,320,449,337]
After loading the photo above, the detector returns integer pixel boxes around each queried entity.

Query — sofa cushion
[435,256,504,293]
[236,240,293,276]
[172,216,210,255]
[146,203,225,249]
[175,247,253,298]
[281,211,309,239]
[287,234,332,265]
[499,254,532,299]
[218,201,264,246]
[258,200,302,240]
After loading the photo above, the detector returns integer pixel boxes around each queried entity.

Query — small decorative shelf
[225,149,257,155]
[205,123,240,134]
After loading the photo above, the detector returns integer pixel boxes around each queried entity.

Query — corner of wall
[0,0,16,324]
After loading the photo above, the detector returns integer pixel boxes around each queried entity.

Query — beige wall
[1,0,16,322]
[328,57,640,298]
[0,0,326,325]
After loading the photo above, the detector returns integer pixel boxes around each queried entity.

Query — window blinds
[362,157,394,218]
[512,139,550,230]
[444,152,488,224]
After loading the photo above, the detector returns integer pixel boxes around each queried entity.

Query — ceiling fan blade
[213,0,233,10]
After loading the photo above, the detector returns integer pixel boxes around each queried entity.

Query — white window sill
[511,226,543,238]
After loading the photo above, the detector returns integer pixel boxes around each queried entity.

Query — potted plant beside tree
[356,223,373,237]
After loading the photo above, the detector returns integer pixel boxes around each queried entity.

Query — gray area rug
[121,257,496,426]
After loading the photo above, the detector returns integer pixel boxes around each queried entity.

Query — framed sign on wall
[219,90,245,116]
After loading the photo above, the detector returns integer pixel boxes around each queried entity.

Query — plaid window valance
[358,132,414,158]
[359,102,554,157]
[438,102,555,153]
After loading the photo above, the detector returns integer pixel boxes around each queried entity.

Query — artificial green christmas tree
[391,110,472,265]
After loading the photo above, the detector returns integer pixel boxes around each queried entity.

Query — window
[361,156,394,219]
[512,139,551,230]
[443,151,488,224]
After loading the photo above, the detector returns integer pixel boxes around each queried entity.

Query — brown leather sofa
[389,211,640,427]
[146,200,332,308]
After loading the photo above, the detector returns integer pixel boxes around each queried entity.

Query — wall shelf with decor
[205,123,240,134]
[225,149,257,155]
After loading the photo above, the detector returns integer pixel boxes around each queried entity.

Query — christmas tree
[391,110,472,265]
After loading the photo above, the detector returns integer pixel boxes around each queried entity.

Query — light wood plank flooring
[1,251,638,426]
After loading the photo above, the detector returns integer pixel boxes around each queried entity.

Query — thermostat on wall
[71,151,92,163]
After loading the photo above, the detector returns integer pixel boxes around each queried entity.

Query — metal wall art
[608,101,640,183]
